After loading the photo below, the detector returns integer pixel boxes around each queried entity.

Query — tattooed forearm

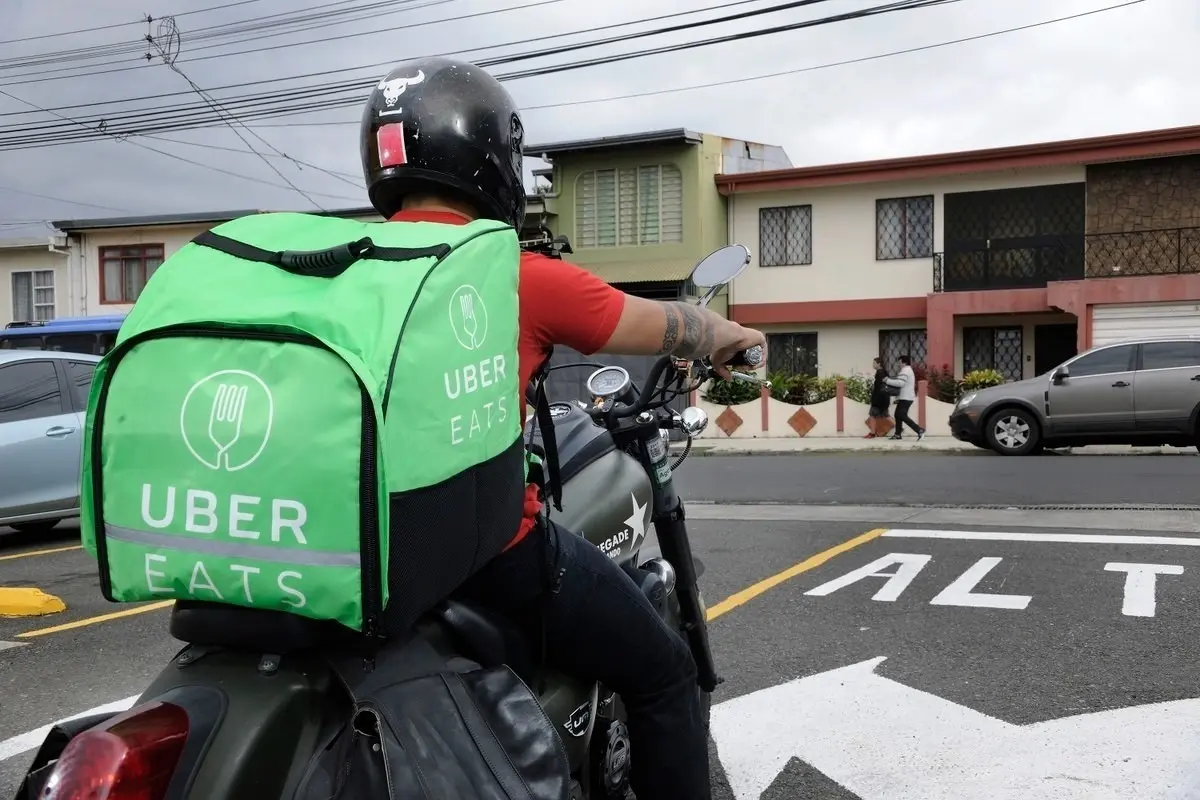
[657,302,719,358]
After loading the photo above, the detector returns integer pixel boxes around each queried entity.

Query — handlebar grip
[725,345,763,369]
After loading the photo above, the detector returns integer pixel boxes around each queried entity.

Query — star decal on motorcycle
[625,493,648,551]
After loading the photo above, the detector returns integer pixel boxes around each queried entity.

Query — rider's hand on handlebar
[711,324,767,381]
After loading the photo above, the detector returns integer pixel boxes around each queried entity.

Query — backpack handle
[193,232,452,278]
[278,238,374,278]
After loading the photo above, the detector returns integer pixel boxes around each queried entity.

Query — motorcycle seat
[169,601,355,654]
[434,599,535,679]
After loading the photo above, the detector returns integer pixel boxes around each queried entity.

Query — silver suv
[949,337,1200,455]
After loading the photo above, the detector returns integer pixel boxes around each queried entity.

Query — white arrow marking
[0,640,26,651]
[711,657,1200,800]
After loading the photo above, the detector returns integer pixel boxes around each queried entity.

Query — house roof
[526,128,703,158]
[715,122,1200,194]
[52,206,382,232]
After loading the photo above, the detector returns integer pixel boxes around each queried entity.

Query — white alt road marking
[1104,562,1185,617]
[711,657,1200,800]
[0,695,139,763]
[883,529,1200,546]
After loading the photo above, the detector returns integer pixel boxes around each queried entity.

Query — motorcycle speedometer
[586,365,632,399]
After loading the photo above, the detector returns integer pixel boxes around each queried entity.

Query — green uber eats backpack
[80,212,529,637]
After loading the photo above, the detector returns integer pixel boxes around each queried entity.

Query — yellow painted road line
[12,528,883,637]
[706,527,886,622]
[0,545,82,562]
[17,600,175,639]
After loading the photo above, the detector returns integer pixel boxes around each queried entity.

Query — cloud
[0,0,1190,238]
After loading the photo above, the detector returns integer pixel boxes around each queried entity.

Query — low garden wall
[689,379,956,439]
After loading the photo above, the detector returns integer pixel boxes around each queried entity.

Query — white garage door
[1091,301,1200,346]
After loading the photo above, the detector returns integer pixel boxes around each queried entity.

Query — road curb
[0,588,66,617]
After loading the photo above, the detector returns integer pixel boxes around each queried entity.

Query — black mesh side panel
[382,435,527,634]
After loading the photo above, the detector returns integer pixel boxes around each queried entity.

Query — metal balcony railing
[1083,226,1200,278]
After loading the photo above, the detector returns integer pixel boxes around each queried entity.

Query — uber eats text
[444,353,509,445]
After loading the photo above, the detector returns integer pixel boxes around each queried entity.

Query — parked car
[949,336,1200,456]
[1,314,125,356]
[0,350,100,533]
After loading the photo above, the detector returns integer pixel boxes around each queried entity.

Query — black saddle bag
[295,636,571,800]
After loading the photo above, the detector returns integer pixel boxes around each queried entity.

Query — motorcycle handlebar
[599,345,765,422]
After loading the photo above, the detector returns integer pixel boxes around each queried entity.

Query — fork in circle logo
[449,285,488,350]
[180,370,275,471]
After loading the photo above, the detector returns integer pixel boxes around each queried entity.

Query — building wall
[0,246,69,326]
[727,165,1086,307]
[1085,155,1200,277]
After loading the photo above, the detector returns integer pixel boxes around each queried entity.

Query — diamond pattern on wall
[715,406,743,437]
[787,406,817,437]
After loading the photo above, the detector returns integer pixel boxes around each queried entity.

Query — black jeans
[893,399,923,435]
[457,519,711,800]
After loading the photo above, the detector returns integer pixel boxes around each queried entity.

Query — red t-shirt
[390,209,626,548]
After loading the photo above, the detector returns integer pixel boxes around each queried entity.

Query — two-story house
[1,237,69,327]
[719,123,1200,382]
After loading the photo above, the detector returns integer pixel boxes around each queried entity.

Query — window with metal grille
[100,244,164,304]
[963,326,1023,381]
[759,205,812,266]
[879,329,928,373]
[766,332,818,376]
[574,165,684,248]
[10,270,55,322]
[876,196,934,260]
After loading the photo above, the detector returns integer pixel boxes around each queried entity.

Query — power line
[142,133,362,182]
[0,0,272,47]
[0,0,768,115]
[0,0,948,147]
[0,184,132,212]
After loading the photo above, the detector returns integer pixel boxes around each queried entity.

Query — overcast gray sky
[0,0,1192,240]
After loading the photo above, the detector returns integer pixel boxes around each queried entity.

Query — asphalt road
[674,453,1200,507]
[5,498,1200,799]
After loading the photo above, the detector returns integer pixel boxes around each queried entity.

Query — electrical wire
[0,0,272,47]
[0,0,778,116]
[0,184,132,212]
[0,0,949,148]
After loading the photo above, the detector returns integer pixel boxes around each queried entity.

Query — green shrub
[841,373,874,405]
[962,368,1005,390]
[702,377,761,406]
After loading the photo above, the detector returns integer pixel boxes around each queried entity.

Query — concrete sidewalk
[688,436,1199,456]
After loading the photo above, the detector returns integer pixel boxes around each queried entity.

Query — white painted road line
[0,641,26,651]
[884,529,1200,547]
[711,656,1200,799]
[0,695,139,763]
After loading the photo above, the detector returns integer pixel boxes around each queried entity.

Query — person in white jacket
[883,354,925,440]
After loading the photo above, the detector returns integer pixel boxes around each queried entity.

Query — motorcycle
[16,244,764,800]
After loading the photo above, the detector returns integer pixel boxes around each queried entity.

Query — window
[876,196,934,260]
[963,326,1023,382]
[43,334,101,355]
[880,329,928,373]
[1069,344,1135,377]
[759,205,812,266]
[574,165,683,248]
[65,360,96,407]
[11,270,55,323]
[1140,341,1200,371]
[766,332,818,376]
[100,244,165,304]
[0,361,63,423]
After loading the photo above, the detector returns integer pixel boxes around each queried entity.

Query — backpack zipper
[90,323,384,636]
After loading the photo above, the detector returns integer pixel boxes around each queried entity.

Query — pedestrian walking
[865,356,893,438]
[884,354,925,440]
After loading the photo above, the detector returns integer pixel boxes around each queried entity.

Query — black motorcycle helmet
[361,57,526,230]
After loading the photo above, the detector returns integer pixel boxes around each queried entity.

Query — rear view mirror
[1052,366,1069,383]
[691,244,750,289]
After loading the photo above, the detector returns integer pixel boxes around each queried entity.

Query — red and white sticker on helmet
[377,122,407,168]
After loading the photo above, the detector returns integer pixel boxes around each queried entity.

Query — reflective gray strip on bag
[104,524,361,567]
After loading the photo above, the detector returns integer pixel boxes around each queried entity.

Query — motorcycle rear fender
[136,648,346,800]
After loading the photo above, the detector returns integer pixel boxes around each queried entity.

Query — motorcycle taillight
[40,701,189,800]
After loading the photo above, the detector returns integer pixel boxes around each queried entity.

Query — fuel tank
[527,403,653,565]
